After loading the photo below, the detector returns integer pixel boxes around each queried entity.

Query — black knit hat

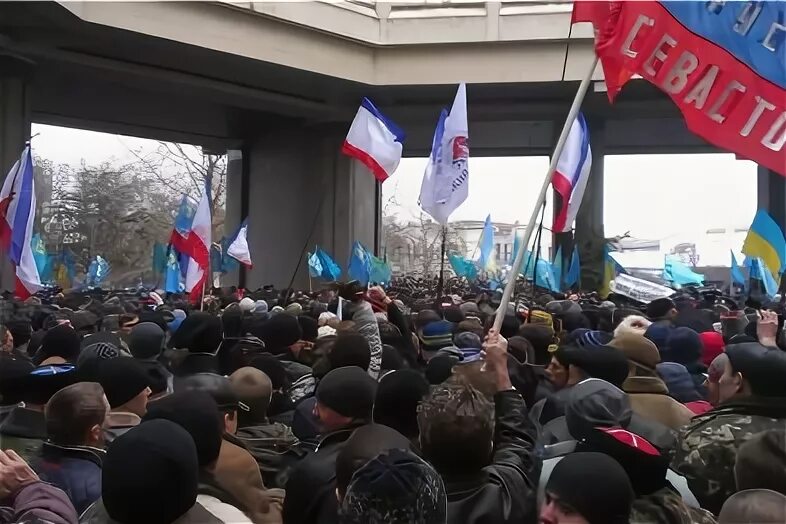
[97,357,150,408]
[129,322,166,360]
[336,424,412,495]
[373,370,430,439]
[254,314,302,354]
[339,448,447,524]
[546,452,634,524]
[143,391,223,468]
[178,373,249,413]
[169,312,223,354]
[646,298,676,321]
[316,366,377,419]
[329,334,371,371]
[103,419,199,524]
[559,344,630,388]
[298,315,319,343]
[38,324,81,363]
[250,354,290,390]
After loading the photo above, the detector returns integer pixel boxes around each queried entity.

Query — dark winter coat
[35,442,105,515]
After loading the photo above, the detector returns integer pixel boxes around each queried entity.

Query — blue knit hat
[420,320,455,351]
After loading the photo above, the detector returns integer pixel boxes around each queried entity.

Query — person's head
[143,390,223,470]
[249,354,290,392]
[735,429,786,495]
[339,448,447,524]
[417,379,494,477]
[314,366,377,432]
[706,352,729,406]
[373,369,430,441]
[720,342,786,403]
[335,424,412,500]
[699,331,725,367]
[666,327,703,366]
[128,322,166,360]
[718,489,786,524]
[178,373,247,435]
[329,333,371,372]
[565,379,632,440]
[97,357,152,417]
[38,323,81,364]
[541,452,634,524]
[103,419,199,524]
[646,298,677,322]
[607,333,660,379]
[168,312,223,354]
[546,351,570,390]
[76,342,120,381]
[557,345,630,389]
[419,320,455,359]
[253,314,302,355]
[45,382,109,448]
[518,324,555,366]
[229,367,272,427]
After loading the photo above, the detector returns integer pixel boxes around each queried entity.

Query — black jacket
[235,422,306,489]
[443,390,539,524]
[282,423,364,524]
[0,407,46,464]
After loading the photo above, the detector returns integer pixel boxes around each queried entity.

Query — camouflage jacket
[670,396,786,515]
[631,487,717,524]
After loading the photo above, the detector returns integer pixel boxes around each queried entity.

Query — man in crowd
[417,329,538,524]
[36,382,108,515]
[96,358,151,443]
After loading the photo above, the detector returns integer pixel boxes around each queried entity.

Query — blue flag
[86,256,111,287]
[520,250,559,292]
[31,234,52,282]
[174,195,196,236]
[511,231,522,264]
[165,248,182,293]
[564,248,581,288]
[449,252,478,280]
[369,253,392,284]
[730,251,745,289]
[663,256,705,286]
[309,247,341,281]
[552,246,564,292]
[348,241,372,285]
[479,214,495,271]
[152,242,168,275]
[751,257,779,298]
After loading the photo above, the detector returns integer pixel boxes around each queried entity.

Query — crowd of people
[0,281,785,524]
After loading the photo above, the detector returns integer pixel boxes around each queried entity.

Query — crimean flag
[742,209,786,279]
[342,98,405,182]
[573,1,786,176]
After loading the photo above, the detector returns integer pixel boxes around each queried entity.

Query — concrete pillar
[245,124,376,290]
[222,149,244,287]
[757,166,786,233]
[0,58,33,292]
[574,118,605,292]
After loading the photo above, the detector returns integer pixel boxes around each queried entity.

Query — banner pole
[436,225,447,298]
[493,56,598,332]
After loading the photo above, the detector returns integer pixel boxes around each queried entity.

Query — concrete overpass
[0,1,777,290]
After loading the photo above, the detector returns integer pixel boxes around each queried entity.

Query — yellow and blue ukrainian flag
[742,210,786,281]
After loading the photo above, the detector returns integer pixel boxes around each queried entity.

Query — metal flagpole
[436,225,447,298]
[493,56,598,331]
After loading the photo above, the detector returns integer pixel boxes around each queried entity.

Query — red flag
[573,1,786,176]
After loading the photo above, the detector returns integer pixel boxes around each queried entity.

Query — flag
[600,245,628,298]
[0,146,41,298]
[369,253,392,285]
[31,234,51,282]
[448,252,478,280]
[152,242,168,275]
[553,113,592,233]
[226,219,252,268]
[341,98,405,182]
[419,83,469,225]
[565,248,581,288]
[552,246,564,291]
[164,248,182,294]
[730,250,745,289]
[309,247,342,281]
[742,210,786,279]
[170,194,197,254]
[511,230,522,264]
[308,251,323,278]
[663,256,705,286]
[86,255,111,287]
[573,1,786,176]
[348,241,371,286]
[750,257,779,298]
[181,183,212,301]
[519,250,559,292]
[478,214,496,271]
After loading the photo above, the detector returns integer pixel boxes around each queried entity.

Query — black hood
[565,378,632,441]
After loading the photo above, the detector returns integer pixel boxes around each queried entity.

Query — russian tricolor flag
[227,219,252,268]
[0,146,42,298]
[341,98,405,182]
[552,113,592,234]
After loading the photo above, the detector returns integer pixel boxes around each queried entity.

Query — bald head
[229,367,273,427]
[719,489,786,524]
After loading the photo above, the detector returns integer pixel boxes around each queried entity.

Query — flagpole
[493,56,598,331]
[436,225,447,298]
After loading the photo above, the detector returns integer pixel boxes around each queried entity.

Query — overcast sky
[31,123,758,267]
